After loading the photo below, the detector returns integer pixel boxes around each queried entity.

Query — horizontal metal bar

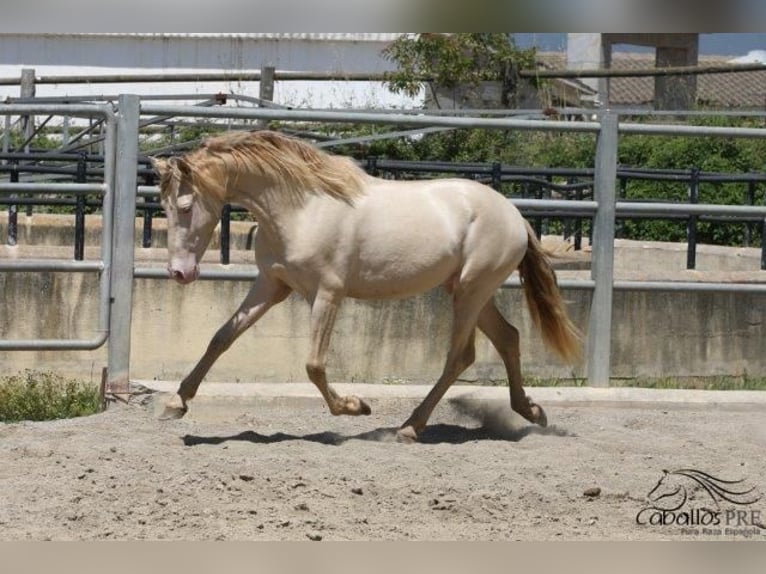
[614,281,766,293]
[0,331,108,351]
[618,169,766,183]
[512,198,598,214]
[7,93,232,104]
[0,183,106,195]
[0,71,400,87]
[615,201,766,218]
[137,185,159,197]
[620,122,766,139]
[0,103,112,118]
[134,265,601,291]
[140,104,603,133]
[0,259,105,273]
[501,277,595,290]
[133,193,763,219]
[133,266,259,281]
[522,62,766,79]
[134,267,765,293]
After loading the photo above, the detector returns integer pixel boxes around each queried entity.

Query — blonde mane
[185,130,367,204]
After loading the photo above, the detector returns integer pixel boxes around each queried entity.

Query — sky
[514,33,766,56]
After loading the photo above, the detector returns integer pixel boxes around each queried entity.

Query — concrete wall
[2,214,765,383]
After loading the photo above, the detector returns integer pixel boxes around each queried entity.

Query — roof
[538,52,766,109]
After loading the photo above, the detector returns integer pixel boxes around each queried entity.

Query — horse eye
[177,194,194,213]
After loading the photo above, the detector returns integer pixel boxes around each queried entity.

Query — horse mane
[186,130,367,204]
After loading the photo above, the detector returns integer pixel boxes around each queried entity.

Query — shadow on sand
[182,397,574,447]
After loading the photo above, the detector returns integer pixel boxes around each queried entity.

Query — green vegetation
[382,33,537,98]
[0,370,103,422]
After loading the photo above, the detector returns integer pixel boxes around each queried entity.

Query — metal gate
[0,95,140,393]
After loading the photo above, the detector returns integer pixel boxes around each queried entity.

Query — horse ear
[148,156,168,175]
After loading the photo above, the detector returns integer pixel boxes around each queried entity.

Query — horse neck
[225,172,307,246]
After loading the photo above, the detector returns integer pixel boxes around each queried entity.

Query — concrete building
[567,33,701,109]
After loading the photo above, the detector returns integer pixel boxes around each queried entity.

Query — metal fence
[0,103,116,355]
[3,97,766,391]
[7,154,763,268]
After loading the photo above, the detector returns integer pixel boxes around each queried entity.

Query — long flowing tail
[518,221,582,363]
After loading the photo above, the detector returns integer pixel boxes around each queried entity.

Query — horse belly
[347,230,460,300]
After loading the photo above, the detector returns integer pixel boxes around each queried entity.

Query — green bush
[0,370,102,422]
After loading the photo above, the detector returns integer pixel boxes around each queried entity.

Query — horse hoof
[158,404,188,420]
[396,426,418,444]
[529,402,548,428]
[341,396,371,416]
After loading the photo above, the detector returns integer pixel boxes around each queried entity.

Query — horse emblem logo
[636,468,763,532]
[647,469,760,511]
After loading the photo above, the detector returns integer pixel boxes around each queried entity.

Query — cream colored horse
[151,130,580,442]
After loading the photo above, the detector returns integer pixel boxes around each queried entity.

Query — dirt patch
[1,393,764,541]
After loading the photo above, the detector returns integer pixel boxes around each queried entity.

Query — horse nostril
[170,269,185,282]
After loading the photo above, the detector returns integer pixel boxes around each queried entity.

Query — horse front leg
[159,276,292,420]
[306,289,371,416]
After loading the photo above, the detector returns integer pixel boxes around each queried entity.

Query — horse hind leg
[306,289,371,417]
[477,300,547,427]
[396,285,488,443]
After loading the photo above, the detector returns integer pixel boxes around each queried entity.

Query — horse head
[151,156,222,284]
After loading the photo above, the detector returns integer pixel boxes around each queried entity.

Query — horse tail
[518,221,582,363]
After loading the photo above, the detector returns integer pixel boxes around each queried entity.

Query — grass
[0,370,103,423]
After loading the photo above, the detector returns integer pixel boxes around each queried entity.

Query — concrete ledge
[138,380,766,411]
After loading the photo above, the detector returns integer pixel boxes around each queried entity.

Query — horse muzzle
[168,264,200,284]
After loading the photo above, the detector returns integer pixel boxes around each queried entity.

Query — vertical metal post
[74,153,87,261]
[20,69,35,153]
[257,65,275,129]
[107,95,140,394]
[686,167,699,269]
[220,204,231,265]
[761,217,766,271]
[142,169,155,248]
[142,197,154,248]
[491,162,502,191]
[745,178,755,247]
[2,115,10,157]
[7,164,19,246]
[62,115,71,147]
[586,112,618,387]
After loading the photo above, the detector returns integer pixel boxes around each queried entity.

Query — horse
[150,130,581,443]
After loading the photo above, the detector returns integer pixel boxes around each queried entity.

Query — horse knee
[306,361,325,382]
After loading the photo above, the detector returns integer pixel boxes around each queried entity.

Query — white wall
[0,33,422,109]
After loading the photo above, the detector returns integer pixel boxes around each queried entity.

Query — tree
[382,33,538,107]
